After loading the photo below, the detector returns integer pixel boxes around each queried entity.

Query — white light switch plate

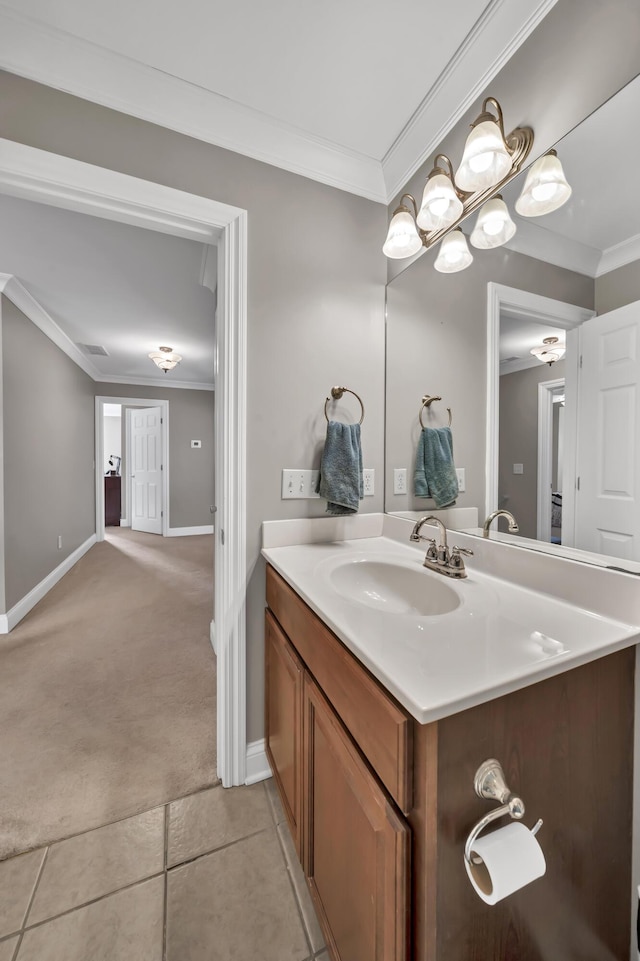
[513,463,524,475]
[281,469,320,499]
[393,468,407,495]
[456,468,466,492]
[363,469,374,496]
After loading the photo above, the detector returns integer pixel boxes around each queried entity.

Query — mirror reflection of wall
[103,403,122,474]
[385,70,640,569]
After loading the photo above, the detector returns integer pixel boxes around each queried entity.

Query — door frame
[0,138,248,787]
[95,396,169,538]
[536,377,564,542]
[486,283,594,528]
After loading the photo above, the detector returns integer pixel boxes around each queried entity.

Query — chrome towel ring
[324,386,365,425]
[419,394,452,429]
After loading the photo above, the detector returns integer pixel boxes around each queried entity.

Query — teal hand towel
[318,421,363,515]
[414,426,458,508]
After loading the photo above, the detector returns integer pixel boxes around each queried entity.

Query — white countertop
[262,532,640,725]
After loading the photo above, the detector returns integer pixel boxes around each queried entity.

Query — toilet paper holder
[464,758,543,865]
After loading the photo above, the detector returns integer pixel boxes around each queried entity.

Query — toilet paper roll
[464,821,546,905]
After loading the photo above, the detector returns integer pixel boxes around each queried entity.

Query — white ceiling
[0,194,215,388]
[0,0,558,201]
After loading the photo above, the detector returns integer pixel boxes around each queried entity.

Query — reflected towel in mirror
[414,426,458,508]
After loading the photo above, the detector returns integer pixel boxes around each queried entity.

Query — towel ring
[324,386,365,425]
[419,394,452,429]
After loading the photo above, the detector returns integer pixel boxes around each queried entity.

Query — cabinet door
[265,611,303,855]
[303,674,410,961]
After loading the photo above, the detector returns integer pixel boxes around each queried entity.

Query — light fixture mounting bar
[417,125,533,251]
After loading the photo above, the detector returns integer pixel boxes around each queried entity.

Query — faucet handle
[451,546,474,557]
[425,538,438,561]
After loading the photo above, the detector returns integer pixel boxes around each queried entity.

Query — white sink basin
[328,559,460,616]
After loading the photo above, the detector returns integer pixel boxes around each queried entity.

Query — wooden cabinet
[265,610,303,855]
[303,674,410,961]
[104,475,121,526]
[265,563,634,961]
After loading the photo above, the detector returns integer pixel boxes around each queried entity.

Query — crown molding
[502,218,600,278]
[596,231,640,277]
[0,6,387,203]
[382,0,559,202]
[0,272,100,378]
[96,374,214,391]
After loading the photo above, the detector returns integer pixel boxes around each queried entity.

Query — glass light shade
[515,152,572,217]
[455,119,512,192]
[416,173,463,232]
[382,208,423,259]
[470,197,516,249]
[434,229,473,273]
[148,350,183,373]
[530,340,566,365]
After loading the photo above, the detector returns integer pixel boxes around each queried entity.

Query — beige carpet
[0,529,217,860]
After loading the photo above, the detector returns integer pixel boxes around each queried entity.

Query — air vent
[78,343,109,357]
[502,355,520,363]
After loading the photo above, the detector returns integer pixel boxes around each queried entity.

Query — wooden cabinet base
[265,565,634,961]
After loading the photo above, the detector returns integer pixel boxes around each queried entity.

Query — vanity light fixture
[383,97,534,267]
[434,229,473,273]
[148,345,183,373]
[515,150,572,217]
[530,336,566,366]
[470,195,516,249]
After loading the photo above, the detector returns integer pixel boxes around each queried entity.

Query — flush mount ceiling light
[515,149,572,217]
[148,345,183,373]
[383,97,534,271]
[530,336,566,366]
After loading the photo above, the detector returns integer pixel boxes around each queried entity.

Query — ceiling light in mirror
[515,150,572,216]
[530,336,566,365]
[416,156,463,232]
[382,201,423,259]
[470,196,516,249]
[455,98,513,192]
[148,345,183,373]
[434,229,473,273]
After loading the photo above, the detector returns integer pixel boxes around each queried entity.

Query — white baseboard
[210,619,216,655]
[120,518,130,528]
[245,739,272,785]
[0,533,97,634]
[166,525,214,537]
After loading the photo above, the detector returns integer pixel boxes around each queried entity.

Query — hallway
[0,529,217,859]
[0,529,326,960]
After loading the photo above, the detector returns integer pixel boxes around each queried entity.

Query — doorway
[0,138,248,786]
[96,396,170,540]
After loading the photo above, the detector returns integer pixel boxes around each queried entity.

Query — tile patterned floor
[0,780,327,961]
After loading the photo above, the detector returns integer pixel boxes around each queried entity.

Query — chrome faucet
[410,515,473,578]
[482,509,519,538]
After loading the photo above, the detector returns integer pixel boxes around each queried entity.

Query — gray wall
[96,384,215,530]
[388,0,640,279]
[498,360,565,539]
[2,296,95,610]
[385,248,593,517]
[596,259,640,314]
[0,71,387,741]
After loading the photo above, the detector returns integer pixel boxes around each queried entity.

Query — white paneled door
[575,301,640,560]
[131,406,163,535]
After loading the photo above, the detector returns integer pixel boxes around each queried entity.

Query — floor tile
[166,828,308,961]
[277,823,325,954]
[29,808,164,924]
[264,777,287,826]
[16,876,163,961]
[167,782,272,866]
[0,937,18,961]
[0,849,46,938]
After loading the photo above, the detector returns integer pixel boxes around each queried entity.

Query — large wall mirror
[385,71,640,571]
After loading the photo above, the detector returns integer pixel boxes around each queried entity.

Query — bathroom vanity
[263,518,637,961]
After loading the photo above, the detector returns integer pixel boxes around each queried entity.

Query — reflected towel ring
[324,386,365,425]
[419,394,452,429]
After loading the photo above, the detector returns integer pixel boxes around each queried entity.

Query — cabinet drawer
[266,565,413,813]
